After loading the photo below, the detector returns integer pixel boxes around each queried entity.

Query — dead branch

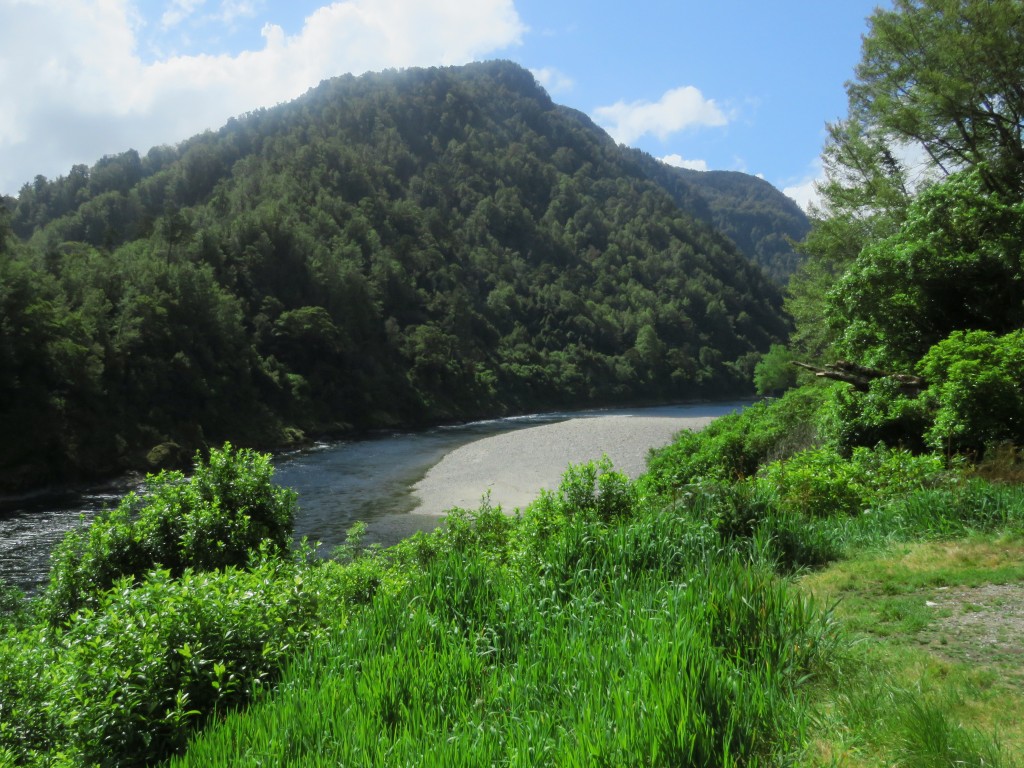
[792,359,926,395]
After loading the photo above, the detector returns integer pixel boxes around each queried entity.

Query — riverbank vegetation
[2,420,1022,766]
[2,0,1024,764]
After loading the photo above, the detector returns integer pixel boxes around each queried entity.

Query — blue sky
[0,1,889,206]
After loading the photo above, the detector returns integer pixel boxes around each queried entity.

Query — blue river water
[0,402,743,592]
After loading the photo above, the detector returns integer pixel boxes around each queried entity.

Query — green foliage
[2,557,324,768]
[167,448,1024,768]
[1,60,791,490]
[792,0,1024,366]
[549,454,636,523]
[171,491,837,768]
[0,624,57,761]
[795,1,1024,460]
[5,430,1024,765]
[918,330,1024,454]
[760,445,948,518]
[753,343,797,395]
[826,169,1024,368]
[849,0,1024,196]
[57,563,319,767]
[660,167,811,283]
[818,377,931,454]
[812,329,1024,459]
[42,443,296,626]
[642,386,829,494]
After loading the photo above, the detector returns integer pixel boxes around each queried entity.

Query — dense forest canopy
[0,60,794,491]
[670,168,811,283]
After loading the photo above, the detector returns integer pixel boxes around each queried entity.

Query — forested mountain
[0,60,789,490]
[672,169,810,283]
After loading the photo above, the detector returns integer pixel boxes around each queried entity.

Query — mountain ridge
[0,60,793,489]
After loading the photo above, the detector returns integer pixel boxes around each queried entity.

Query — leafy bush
[918,329,1024,454]
[761,445,948,518]
[818,377,930,454]
[762,448,865,516]
[555,455,636,522]
[47,557,321,767]
[753,343,797,395]
[643,386,830,495]
[0,625,61,762]
[43,443,297,625]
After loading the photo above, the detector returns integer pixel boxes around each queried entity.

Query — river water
[0,402,741,593]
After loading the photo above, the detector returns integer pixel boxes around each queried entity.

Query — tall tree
[788,0,1024,361]
[849,0,1024,196]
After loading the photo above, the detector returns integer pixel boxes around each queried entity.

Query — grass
[798,537,1024,766]
[169,511,839,767]
[167,478,1024,767]
[4,424,1024,766]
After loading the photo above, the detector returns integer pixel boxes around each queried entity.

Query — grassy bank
[2,391,1023,766]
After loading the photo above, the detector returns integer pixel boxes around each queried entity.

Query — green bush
[918,329,1024,454]
[761,445,948,518]
[49,557,320,767]
[818,377,930,454]
[753,343,797,396]
[0,625,61,762]
[643,386,830,495]
[43,443,297,625]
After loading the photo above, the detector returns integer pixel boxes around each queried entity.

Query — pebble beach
[410,412,719,517]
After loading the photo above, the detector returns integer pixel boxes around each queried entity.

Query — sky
[0,0,890,208]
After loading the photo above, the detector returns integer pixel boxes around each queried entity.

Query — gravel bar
[410,413,716,516]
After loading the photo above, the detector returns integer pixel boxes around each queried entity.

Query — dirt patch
[917,582,1024,680]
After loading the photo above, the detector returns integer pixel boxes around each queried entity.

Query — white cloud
[530,66,573,95]
[161,0,207,29]
[216,0,260,25]
[0,0,525,195]
[659,153,708,172]
[592,86,728,146]
[782,159,825,212]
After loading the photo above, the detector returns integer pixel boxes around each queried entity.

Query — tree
[918,330,1024,454]
[788,0,1024,363]
[0,203,11,255]
[753,344,797,396]
[848,0,1024,196]
[824,168,1024,368]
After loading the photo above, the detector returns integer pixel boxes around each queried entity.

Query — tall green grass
[5,388,1024,766]
[171,515,838,767]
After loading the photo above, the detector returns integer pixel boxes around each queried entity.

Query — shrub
[753,343,798,396]
[818,377,930,454]
[918,329,1024,455]
[643,385,831,496]
[761,445,948,518]
[43,443,296,625]
[50,558,322,767]
[0,625,61,763]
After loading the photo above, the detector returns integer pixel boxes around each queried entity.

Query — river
[0,402,742,593]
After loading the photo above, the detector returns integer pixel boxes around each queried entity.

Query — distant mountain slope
[630,158,810,283]
[0,61,789,489]
[677,169,810,283]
